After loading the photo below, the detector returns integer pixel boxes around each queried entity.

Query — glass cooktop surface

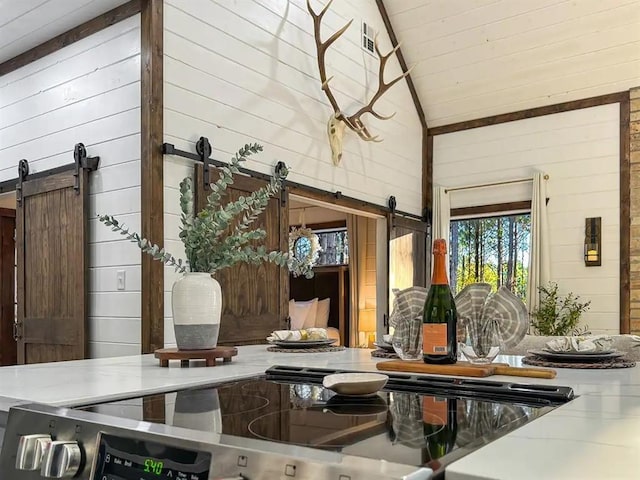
[79,368,565,475]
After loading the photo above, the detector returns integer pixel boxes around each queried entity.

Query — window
[314,228,349,266]
[449,214,530,300]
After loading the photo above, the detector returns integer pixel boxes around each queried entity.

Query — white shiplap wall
[162,0,423,345]
[0,16,142,357]
[433,104,620,334]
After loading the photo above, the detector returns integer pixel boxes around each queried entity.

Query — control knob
[15,434,52,471]
[40,440,82,478]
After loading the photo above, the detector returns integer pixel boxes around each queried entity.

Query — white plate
[269,339,337,348]
[322,373,388,396]
[529,350,624,361]
[542,348,615,355]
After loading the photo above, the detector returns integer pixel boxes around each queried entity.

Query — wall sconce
[584,217,601,267]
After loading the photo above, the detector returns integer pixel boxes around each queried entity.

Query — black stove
[0,366,573,479]
[71,366,572,479]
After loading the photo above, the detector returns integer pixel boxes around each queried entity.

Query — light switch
[116,270,126,290]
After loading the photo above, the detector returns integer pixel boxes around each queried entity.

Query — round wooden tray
[154,346,238,367]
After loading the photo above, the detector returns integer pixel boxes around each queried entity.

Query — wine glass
[391,316,423,361]
[459,319,504,365]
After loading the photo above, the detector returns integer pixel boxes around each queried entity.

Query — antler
[347,37,413,141]
[307,0,412,142]
[306,0,352,119]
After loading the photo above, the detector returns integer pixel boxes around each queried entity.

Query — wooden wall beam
[0,0,141,77]
[620,92,631,334]
[429,92,629,136]
[376,1,431,222]
[375,0,426,130]
[141,0,164,353]
[451,201,533,219]
[424,131,433,221]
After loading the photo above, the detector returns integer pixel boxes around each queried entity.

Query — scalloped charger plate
[269,339,337,348]
[529,349,624,361]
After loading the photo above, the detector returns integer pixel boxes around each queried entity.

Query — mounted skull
[307,0,412,165]
[327,113,347,165]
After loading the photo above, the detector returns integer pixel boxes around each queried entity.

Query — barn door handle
[196,136,212,190]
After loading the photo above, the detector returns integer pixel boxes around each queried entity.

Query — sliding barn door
[388,215,429,293]
[16,167,90,364]
[194,164,288,345]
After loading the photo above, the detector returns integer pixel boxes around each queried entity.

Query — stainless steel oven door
[0,403,433,480]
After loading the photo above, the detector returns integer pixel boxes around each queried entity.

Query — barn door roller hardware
[73,143,100,193]
[195,136,212,188]
[275,161,287,206]
[161,137,422,220]
[16,159,29,205]
[162,137,288,190]
[12,143,99,203]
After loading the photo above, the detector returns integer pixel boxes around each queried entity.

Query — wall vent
[362,21,375,55]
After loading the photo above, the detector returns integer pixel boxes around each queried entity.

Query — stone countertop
[0,346,639,479]
[0,346,381,408]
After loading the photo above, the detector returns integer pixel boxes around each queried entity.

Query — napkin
[455,284,528,350]
[545,335,613,353]
[389,287,429,358]
[267,328,328,342]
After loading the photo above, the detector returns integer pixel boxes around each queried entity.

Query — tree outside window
[449,214,530,300]
[314,229,349,265]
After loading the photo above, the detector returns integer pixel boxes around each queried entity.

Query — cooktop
[77,366,573,477]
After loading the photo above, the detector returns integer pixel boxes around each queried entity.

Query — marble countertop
[0,346,639,479]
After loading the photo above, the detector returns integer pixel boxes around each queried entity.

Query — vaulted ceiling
[1,0,639,128]
[385,0,640,126]
[0,0,128,64]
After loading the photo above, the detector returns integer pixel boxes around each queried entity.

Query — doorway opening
[0,191,16,366]
[287,195,387,348]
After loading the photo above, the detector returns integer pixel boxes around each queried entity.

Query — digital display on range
[92,433,211,480]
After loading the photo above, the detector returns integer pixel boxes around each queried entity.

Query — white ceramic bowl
[322,373,389,396]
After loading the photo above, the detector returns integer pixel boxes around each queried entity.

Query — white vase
[172,273,222,350]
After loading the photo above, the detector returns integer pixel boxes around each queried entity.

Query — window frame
[449,204,532,299]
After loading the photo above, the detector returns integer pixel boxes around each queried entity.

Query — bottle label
[423,324,448,355]
[423,395,447,426]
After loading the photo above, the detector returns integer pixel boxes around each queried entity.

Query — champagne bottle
[422,395,458,469]
[423,238,458,364]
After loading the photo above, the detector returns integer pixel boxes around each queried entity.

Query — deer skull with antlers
[307,0,412,165]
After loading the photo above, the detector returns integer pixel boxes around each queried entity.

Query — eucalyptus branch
[97,143,312,279]
[98,215,187,273]
[205,144,262,209]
